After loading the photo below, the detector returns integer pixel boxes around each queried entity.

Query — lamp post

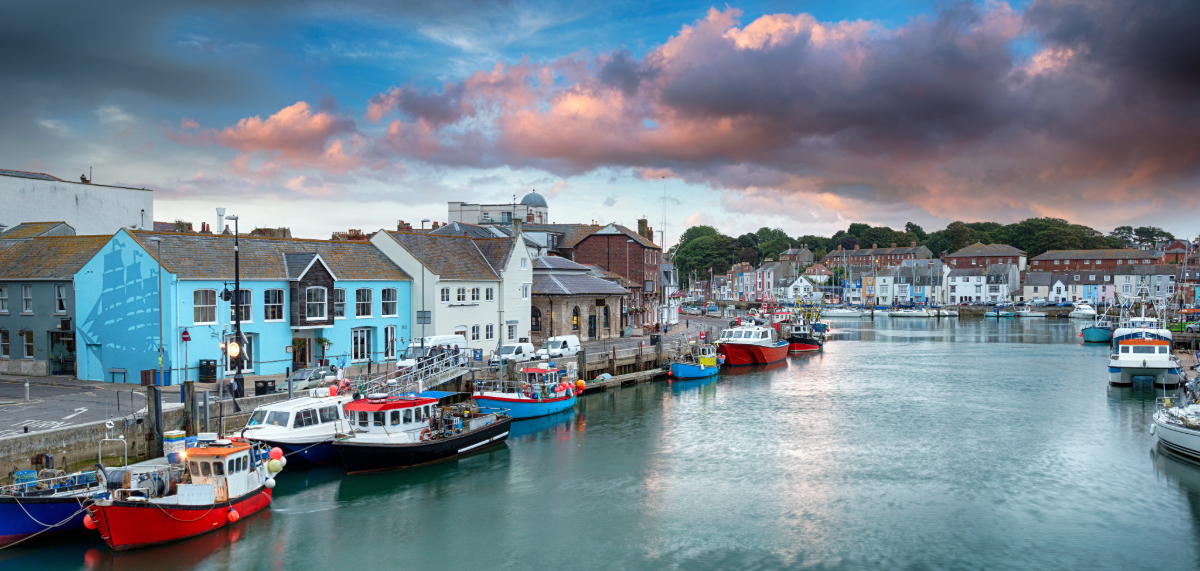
[420,219,430,353]
[226,214,243,397]
[150,237,163,387]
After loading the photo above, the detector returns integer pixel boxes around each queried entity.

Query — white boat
[888,308,934,317]
[934,308,959,317]
[1068,300,1097,319]
[822,307,864,318]
[1154,395,1200,461]
[242,388,356,465]
[1014,309,1047,317]
[1109,315,1181,386]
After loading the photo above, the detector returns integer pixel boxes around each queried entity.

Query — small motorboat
[1,467,109,548]
[88,438,283,551]
[1014,307,1047,317]
[473,363,582,419]
[715,324,789,366]
[821,307,864,318]
[987,305,1015,317]
[242,388,355,465]
[889,308,934,317]
[1068,300,1098,319]
[334,394,511,474]
[670,343,721,379]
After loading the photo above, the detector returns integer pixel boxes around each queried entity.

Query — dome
[519,191,548,208]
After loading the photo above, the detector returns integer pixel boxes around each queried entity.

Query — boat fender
[83,514,97,530]
[265,478,276,489]
[279,456,287,468]
[267,459,282,474]
[227,508,240,523]
[269,447,284,461]
[1151,423,1156,435]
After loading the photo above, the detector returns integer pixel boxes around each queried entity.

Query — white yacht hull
[822,309,864,318]
[1108,359,1180,386]
[1154,410,1200,461]
[1068,310,1097,319]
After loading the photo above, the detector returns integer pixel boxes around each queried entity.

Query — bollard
[288,369,295,400]
[25,381,30,402]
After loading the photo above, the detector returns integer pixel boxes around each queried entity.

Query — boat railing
[357,350,473,397]
[3,470,102,496]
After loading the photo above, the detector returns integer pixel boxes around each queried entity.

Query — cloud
[180,118,200,130]
[603,195,616,207]
[550,180,568,198]
[683,211,713,227]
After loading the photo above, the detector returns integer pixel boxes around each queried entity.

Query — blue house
[74,229,412,383]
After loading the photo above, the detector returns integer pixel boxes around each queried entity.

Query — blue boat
[1082,325,1114,343]
[473,363,580,419]
[670,344,721,379]
[1,469,108,548]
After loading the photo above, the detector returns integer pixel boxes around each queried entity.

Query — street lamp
[419,219,430,353]
[150,237,163,388]
[226,214,243,398]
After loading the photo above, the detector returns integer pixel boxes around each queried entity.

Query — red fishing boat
[87,438,284,551]
[715,324,790,366]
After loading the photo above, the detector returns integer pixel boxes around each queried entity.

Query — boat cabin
[246,393,353,430]
[344,395,440,436]
[185,440,260,502]
[718,326,777,342]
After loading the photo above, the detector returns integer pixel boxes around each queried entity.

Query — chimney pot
[911,241,916,247]
[871,243,876,249]
[891,242,896,248]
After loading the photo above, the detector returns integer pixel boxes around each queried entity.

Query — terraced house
[73,230,412,384]
[0,231,107,375]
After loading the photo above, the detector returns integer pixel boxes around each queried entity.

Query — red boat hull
[718,342,789,366]
[90,487,272,551]
[788,342,821,353]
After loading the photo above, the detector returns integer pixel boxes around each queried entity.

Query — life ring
[420,428,432,441]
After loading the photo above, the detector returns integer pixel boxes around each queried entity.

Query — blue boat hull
[474,394,577,420]
[1082,326,1114,343]
[0,496,94,547]
[255,439,340,465]
[670,362,719,379]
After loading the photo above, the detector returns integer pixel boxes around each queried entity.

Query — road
[0,379,147,439]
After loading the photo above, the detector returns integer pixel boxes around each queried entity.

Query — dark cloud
[598,49,656,95]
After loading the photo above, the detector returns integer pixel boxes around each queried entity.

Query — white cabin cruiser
[242,388,355,465]
[1068,301,1097,319]
[822,307,864,318]
[1108,315,1180,387]
[888,308,934,317]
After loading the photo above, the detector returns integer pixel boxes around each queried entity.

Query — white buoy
[1151,423,1156,435]
[264,478,276,489]
[279,456,287,468]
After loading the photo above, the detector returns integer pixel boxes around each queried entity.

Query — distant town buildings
[0,169,154,235]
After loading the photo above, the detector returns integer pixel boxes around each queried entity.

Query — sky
[2,0,1198,247]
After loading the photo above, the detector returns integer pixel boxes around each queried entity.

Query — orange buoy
[83,514,97,530]
[227,509,240,523]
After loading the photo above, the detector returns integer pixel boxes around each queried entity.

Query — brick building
[822,242,932,270]
[1028,249,1160,272]
[945,242,1027,269]
[570,220,661,328]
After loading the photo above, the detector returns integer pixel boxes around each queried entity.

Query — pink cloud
[180,118,200,130]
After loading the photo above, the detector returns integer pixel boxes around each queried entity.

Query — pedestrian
[229,378,239,398]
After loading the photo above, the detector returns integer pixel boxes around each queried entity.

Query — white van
[488,342,536,366]
[396,335,469,370]
[535,335,581,359]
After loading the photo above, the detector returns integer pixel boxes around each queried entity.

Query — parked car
[1186,322,1199,334]
[535,335,581,359]
[396,335,469,370]
[278,366,338,393]
[489,342,536,366]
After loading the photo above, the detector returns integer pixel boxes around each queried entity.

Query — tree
[1109,225,1134,245]
[838,236,859,251]
[677,225,720,250]
[1133,226,1174,249]
[675,234,740,288]
[924,232,951,258]
[945,221,971,252]
[738,247,759,264]
[905,222,927,241]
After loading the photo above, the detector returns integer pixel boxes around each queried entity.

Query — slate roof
[986,264,1017,276]
[948,268,985,277]
[822,245,931,260]
[284,253,319,279]
[0,222,74,240]
[559,225,604,248]
[0,235,110,280]
[128,231,410,281]
[1022,272,1054,286]
[1030,249,1156,261]
[534,256,589,271]
[473,238,516,272]
[947,242,1026,257]
[533,274,630,296]
[430,221,505,240]
[0,169,63,181]
[385,232,498,281]
[1114,263,1177,276]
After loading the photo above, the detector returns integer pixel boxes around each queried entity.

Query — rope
[152,499,219,522]
[280,438,334,458]
[0,500,91,550]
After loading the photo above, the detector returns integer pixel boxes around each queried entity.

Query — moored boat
[715,324,789,366]
[473,363,581,419]
[889,308,934,317]
[1,468,108,548]
[822,307,864,318]
[88,438,283,551]
[670,343,721,379]
[1109,316,1180,386]
[1069,300,1098,319]
[1153,390,1200,461]
[333,394,511,474]
[242,388,354,465]
[784,320,823,353]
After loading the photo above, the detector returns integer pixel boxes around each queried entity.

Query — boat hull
[473,394,576,420]
[0,493,97,547]
[90,487,272,551]
[251,439,339,465]
[1081,326,1113,343]
[334,417,512,474]
[1108,364,1180,386]
[787,336,822,353]
[1155,414,1200,462]
[670,362,719,379]
[717,342,789,366]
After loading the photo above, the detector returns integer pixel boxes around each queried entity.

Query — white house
[1,169,155,235]
[370,229,532,357]
[947,269,986,303]
[785,276,821,301]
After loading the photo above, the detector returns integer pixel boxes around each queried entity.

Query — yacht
[888,308,934,317]
[1068,301,1098,319]
[1153,385,1200,461]
[822,307,864,318]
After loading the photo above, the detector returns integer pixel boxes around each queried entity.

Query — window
[230,289,252,322]
[486,287,494,301]
[1033,261,1040,266]
[604,306,610,328]
[319,406,339,423]
[1084,260,1090,265]
[213,462,224,476]
[264,289,284,321]
[54,284,67,313]
[1089,275,1095,281]
[0,285,6,312]
[482,323,492,340]
[1054,260,1060,265]
[1117,260,1123,265]
[358,412,368,427]
[1073,275,1079,281]
[1095,260,1101,265]
[391,410,401,425]
[0,331,7,358]
[1033,286,1039,292]
[404,409,413,423]
[531,307,541,331]
[385,325,396,359]
[21,285,32,313]
[471,325,480,341]
[201,462,212,476]
[306,287,327,319]
[441,288,450,302]
[333,288,346,318]
[356,288,372,317]
[950,285,957,293]
[522,285,529,299]
[374,412,385,427]
[293,409,317,428]
[382,288,397,317]
[508,324,516,340]
[572,307,580,330]
[974,285,982,294]
[456,287,466,302]
[471,287,480,302]
[194,289,217,324]
[521,258,528,269]
[351,328,372,362]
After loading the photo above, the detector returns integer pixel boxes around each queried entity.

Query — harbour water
[5,318,1200,570]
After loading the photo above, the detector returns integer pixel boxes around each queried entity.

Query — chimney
[837,245,842,251]
[397,220,413,232]
[216,207,226,233]
[513,218,522,236]
[871,243,876,249]
[911,241,916,247]
[890,242,896,248]
[637,218,649,239]
[432,221,440,230]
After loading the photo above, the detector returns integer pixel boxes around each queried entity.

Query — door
[588,315,596,339]
[87,343,102,381]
